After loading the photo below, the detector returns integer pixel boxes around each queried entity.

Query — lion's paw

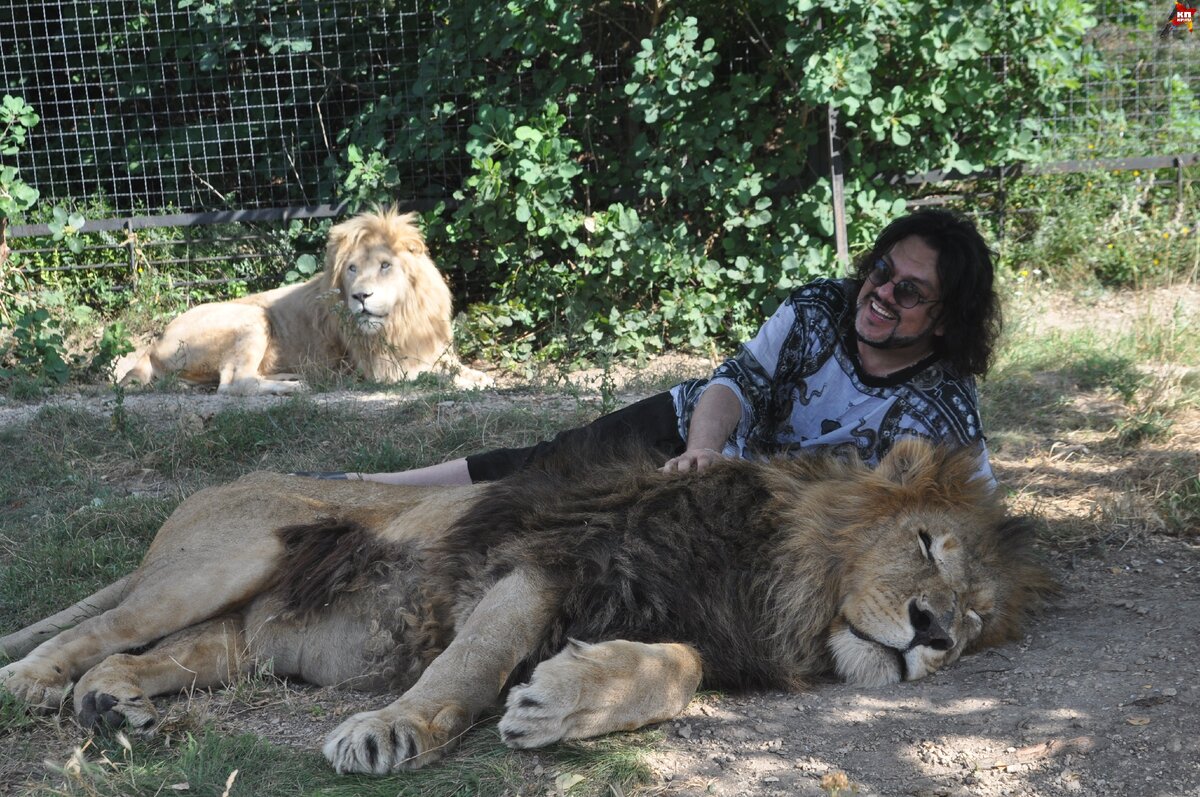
[0,659,72,712]
[323,701,468,774]
[500,641,595,749]
[72,656,161,732]
[76,688,159,732]
[451,366,494,390]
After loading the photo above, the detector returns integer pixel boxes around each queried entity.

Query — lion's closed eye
[918,530,934,561]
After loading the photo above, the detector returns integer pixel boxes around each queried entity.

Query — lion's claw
[323,712,416,774]
[323,701,469,774]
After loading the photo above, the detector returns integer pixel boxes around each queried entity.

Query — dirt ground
[2,288,1199,797]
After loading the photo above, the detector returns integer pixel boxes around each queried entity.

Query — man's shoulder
[785,277,856,319]
[896,363,984,443]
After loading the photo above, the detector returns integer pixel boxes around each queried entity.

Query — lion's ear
[875,438,937,485]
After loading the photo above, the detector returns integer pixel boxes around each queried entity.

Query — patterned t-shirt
[669,278,993,481]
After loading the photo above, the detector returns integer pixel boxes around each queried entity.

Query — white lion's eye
[380,261,392,271]
[347,263,357,273]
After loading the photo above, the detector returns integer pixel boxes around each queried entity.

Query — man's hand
[661,448,726,473]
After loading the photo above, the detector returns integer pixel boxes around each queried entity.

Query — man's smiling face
[854,235,945,358]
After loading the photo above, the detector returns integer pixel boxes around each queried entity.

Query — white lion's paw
[499,641,593,749]
[451,366,494,390]
[0,659,72,713]
[323,701,468,774]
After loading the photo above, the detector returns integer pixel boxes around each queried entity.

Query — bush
[335,0,1098,360]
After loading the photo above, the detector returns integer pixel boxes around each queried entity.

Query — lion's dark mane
[433,448,827,690]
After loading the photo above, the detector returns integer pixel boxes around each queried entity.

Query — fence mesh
[1047,7,1200,159]
[0,0,468,216]
[2,2,1195,222]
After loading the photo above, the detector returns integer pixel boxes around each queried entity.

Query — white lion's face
[339,242,411,335]
[827,512,995,687]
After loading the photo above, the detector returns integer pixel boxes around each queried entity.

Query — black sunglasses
[867,258,939,309]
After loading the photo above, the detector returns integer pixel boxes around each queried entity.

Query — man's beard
[855,296,938,351]
[857,329,933,350]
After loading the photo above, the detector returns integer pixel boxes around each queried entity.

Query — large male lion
[117,208,491,395]
[0,440,1054,774]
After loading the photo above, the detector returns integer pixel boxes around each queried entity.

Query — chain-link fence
[0,0,467,216]
[2,1,1197,287]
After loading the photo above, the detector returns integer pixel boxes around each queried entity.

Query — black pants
[464,391,686,482]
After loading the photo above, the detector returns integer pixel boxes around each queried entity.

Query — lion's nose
[352,291,373,304]
[908,601,954,651]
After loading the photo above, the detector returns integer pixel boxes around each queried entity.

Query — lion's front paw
[73,656,161,732]
[322,700,469,774]
[499,645,591,749]
[451,366,493,390]
[500,639,701,749]
[0,659,72,712]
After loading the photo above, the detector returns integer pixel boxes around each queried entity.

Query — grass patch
[984,300,1200,449]
[0,496,169,630]
[21,724,654,797]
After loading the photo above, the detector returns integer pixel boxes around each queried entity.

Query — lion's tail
[0,576,130,660]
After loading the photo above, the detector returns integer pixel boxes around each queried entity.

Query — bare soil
[3,288,1200,797]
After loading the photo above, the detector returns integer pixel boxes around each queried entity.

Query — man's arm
[661,383,742,472]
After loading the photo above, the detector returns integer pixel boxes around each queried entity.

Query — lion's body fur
[117,209,490,395]
[1,440,1055,773]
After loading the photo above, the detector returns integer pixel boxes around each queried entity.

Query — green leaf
[514,125,543,144]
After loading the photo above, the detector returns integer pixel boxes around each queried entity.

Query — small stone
[677,724,693,739]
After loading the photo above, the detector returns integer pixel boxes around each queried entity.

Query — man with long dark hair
[302,208,1001,485]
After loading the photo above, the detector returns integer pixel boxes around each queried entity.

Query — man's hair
[852,208,1000,378]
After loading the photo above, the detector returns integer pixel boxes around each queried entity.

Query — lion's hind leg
[499,640,702,749]
[74,615,247,733]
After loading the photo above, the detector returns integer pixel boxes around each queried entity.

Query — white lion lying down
[117,208,491,395]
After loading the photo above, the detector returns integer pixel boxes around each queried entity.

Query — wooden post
[827,103,849,268]
[126,220,138,289]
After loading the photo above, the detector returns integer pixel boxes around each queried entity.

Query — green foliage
[12,2,1193,365]
[333,0,1100,360]
[1,308,70,386]
[0,94,40,220]
[0,306,134,393]
[1001,166,1199,287]
[47,206,87,255]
